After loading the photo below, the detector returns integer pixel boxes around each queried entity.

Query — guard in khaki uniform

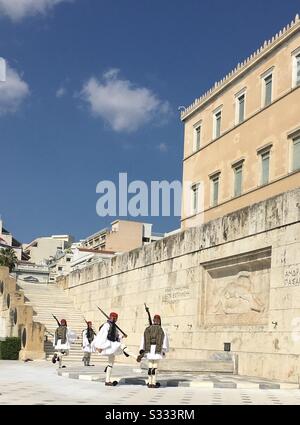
[52,319,76,369]
[138,314,169,388]
[82,321,96,366]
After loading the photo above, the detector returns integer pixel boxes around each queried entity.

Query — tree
[0,247,18,272]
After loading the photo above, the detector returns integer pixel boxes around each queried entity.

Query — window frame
[292,135,300,172]
[261,68,274,108]
[210,172,221,207]
[191,183,200,215]
[257,144,272,187]
[213,107,222,140]
[287,128,300,173]
[235,89,246,125]
[193,121,202,153]
[260,150,271,186]
[292,48,300,88]
[232,159,245,198]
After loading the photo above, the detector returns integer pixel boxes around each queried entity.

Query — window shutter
[215,112,222,138]
[196,126,201,150]
[293,137,300,171]
[296,55,300,86]
[261,152,270,185]
[234,166,243,197]
[265,75,272,106]
[213,178,219,206]
[239,95,245,123]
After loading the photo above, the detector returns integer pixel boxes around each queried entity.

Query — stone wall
[0,267,45,360]
[58,189,300,382]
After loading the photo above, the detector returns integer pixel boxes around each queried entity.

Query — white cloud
[0,0,72,22]
[56,86,66,98]
[157,143,168,153]
[81,69,171,133]
[0,64,29,115]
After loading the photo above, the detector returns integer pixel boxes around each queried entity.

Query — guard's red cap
[153,314,161,322]
[87,321,92,326]
[109,312,118,320]
[61,319,67,326]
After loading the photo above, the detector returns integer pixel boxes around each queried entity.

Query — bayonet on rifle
[144,303,152,326]
[52,314,60,327]
[96,306,127,337]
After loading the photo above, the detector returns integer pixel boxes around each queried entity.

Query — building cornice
[181,14,300,122]
[182,84,300,163]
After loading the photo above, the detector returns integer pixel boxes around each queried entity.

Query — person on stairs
[137,314,169,388]
[92,312,136,386]
[52,319,76,369]
[82,321,96,367]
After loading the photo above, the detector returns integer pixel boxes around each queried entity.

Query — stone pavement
[58,362,300,390]
[1,360,300,405]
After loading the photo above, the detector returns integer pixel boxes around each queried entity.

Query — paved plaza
[1,360,300,405]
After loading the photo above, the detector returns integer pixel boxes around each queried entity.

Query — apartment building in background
[181,15,300,229]
[82,220,164,252]
[23,235,74,265]
[0,219,25,261]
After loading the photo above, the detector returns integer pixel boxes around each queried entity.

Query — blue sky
[0,0,299,243]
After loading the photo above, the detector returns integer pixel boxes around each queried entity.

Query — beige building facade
[83,220,164,252]
[181,15,300,229]
[24,235,74,265]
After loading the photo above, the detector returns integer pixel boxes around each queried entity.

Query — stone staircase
[17,281,105,364]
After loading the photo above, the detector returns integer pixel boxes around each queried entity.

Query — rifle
[83,318,96,336]
[52,314,61,327]
[144,303,152,326]
[96,306,127,338]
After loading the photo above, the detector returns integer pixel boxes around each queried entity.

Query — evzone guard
[52,316,77,369]
[82,321,96,367]
[137,304,169,388]
[92,309,137,386]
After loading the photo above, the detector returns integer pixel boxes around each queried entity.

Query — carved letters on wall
[284,266,300,287]
[162,287,191,304]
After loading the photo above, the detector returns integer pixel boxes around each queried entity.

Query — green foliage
[0,337,21,360]
[0,247,18,272]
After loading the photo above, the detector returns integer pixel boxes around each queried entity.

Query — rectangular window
[261,151,270,185]
[211,175,220,207]
[236,93,245,124]
[214,110,222,139]
[293,136,300,171]
[264,74,273,106]
[296,55,300,87]
[293,53,300,87]
[234,165,243,197]
[191,184,199,215]
[194,125,201,152]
